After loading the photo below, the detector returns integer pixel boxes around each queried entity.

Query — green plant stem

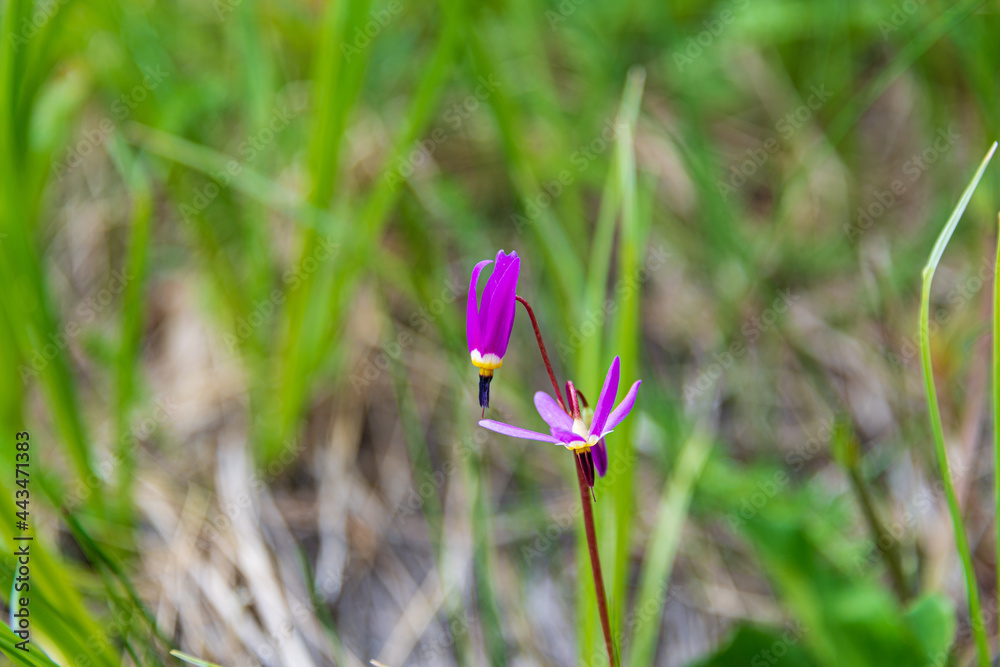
[920,284,989,666]
[576,453,617,667]
[847,467,908,601]
[994,213,1000,644]
[918,142,995,667]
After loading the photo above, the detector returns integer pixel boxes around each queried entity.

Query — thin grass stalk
[847,466,909,601]
[605,67,646,651]
[994,212,1000,643]
[919,142,996,667]
[108,138,153,521]
[920,280,989,667]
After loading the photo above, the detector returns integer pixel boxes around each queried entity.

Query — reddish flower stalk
[508,302,617,667]
[515,295,567,412]
[474,282,637,667]
[576,454,616,667]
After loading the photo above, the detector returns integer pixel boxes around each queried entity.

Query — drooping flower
[467,250,521,409]
[478,356,640,484]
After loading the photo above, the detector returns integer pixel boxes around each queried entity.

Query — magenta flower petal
[593,439,608,477]
[468,251,520,409]
[499,304,517,358]
[603,380,641,434]
[482,255,520,357]
[479,419,561,443]
[479,250,518,334]
[550,427,586,445]
[533,391,572,432]
[466,259,492,354]
[589,356,620,437]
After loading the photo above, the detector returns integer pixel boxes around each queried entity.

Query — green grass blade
[994,209,1000,644]
[0,626,62,666]
[922,143,998,279]
[107,136,153,518]
[827,0,987,149]
[127,123,315,224]
[0,490,119,666]
[577,155,620,383]
[465,30,584,319]
[574,67,646,659]
[626,430,713,667]
[919,140,996,667]
[0,0,99,506]
[271,2,459,463]
[169,650,224,667]
[604,66,647,651]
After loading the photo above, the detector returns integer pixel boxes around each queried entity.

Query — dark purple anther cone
[479,374,493,408]
[580,450,596,488]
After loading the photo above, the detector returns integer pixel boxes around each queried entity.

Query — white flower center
[471,350,503,370]
[571,418,599,447]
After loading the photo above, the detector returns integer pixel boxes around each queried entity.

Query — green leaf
[740,518,952,667]
[902,594,955,666]
[689,624,815,667]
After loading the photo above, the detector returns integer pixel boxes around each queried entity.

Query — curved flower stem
[515,295,567,411]
[576,453,617,667]
[513,296,615,666]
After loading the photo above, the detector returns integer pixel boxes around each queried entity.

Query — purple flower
[478,356,640,480]
[467,250,520,408]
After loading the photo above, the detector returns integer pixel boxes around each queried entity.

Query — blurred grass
[1,0,1000,665]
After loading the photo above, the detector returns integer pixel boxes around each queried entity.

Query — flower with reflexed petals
[467,250,520,409]
[478,356,640,485]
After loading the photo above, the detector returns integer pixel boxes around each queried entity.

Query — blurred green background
[2,0,1000,664]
